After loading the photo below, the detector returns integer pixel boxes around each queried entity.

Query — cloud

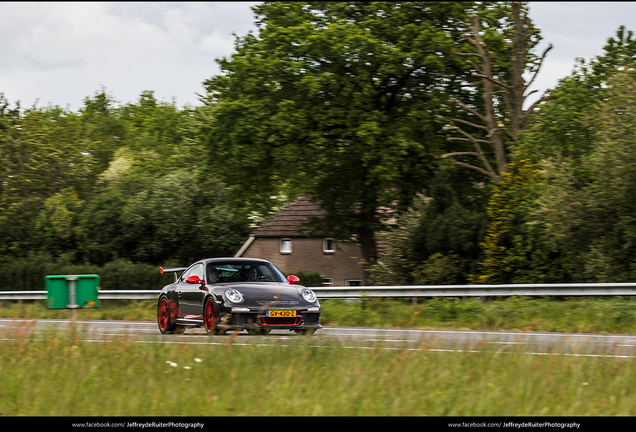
[3,2,635,111]
[0,2,259,109]
[524,1,636,106]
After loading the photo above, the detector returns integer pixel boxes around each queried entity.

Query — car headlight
[226,289,244,304]
[301,288,317,303]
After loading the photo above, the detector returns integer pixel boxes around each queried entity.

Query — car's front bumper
[218,310,322,331]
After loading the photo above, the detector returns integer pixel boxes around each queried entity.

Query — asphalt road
[2,318,636,358]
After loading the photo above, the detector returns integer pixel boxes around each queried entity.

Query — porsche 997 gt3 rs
[157,258,321,335]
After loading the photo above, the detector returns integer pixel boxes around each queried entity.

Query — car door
[176,263,205,318]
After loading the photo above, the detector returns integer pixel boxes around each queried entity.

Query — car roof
[203,257,270,264]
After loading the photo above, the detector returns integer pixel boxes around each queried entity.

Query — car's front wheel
[204,298,219,335]
[158,296,176,334]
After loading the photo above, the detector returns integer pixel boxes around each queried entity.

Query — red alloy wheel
[158,297,174,333]
[204,299,216,333]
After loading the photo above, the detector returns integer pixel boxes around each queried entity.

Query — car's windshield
[206,261,285,284]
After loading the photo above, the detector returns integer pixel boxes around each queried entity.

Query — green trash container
[45,275,100,309]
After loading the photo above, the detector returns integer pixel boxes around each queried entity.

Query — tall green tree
[531,66,636,282]
[203,1,481,267]
[0,99,95,256]
[79,88,128,175]
[472,25,636,283]
[33,188,84,259]
[75,90,249,266]
[77,164,249,266]
[521,25,636,165]
[0,88,242,265]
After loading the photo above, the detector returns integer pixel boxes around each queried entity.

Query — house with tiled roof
[234,194,367,286]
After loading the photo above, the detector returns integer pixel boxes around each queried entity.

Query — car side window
[179,267,192,282]
[180,264,204,282]
[191,264,204,280]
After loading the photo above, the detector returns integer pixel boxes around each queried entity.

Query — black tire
[158,296,176,334]
[203,297,219,335]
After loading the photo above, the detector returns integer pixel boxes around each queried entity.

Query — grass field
[1,325,635,416]
[2,296,636,334]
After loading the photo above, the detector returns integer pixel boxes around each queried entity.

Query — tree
[468,152,553,284]
[79,88,206,180]
[442,2,552,182]
[79,88,128,175]
[0,87,242,264]
[33,188,84,259]
[0,99,95,256]
[531,66,636,282]
[472,25,636,284]
[77,155,250,266]
[521,25,636,164]
[368,168,488,285]
[202,1,481,267]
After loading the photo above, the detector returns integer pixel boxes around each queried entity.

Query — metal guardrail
[315,283,636,298]
[0,290,159,301]
[2,283,636,301]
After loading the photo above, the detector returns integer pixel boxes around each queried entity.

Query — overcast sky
[1,2,635,112]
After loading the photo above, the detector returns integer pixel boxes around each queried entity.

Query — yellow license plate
[266,310,296,317]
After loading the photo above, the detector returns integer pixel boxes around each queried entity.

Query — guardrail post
[66,275,79,337]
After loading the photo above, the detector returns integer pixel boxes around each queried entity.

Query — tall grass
[321,296,636,334]
[1,328,635,416]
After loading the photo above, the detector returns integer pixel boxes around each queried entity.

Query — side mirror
[185,275,203,284]
[287,275,300,284]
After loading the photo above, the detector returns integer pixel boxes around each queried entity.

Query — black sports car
[157,258,321,335]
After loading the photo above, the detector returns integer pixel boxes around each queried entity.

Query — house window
[322,278,333,286]
[280,239,292,254]
[323,238,335,253]
[346,280,361,286]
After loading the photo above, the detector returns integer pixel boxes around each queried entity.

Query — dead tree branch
[443,2,552,182]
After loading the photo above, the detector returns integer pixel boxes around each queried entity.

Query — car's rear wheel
[158,296,176,334]
[204,298,218,335]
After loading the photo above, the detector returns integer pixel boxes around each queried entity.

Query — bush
[0,253,173,291]
[288,270,323,287]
